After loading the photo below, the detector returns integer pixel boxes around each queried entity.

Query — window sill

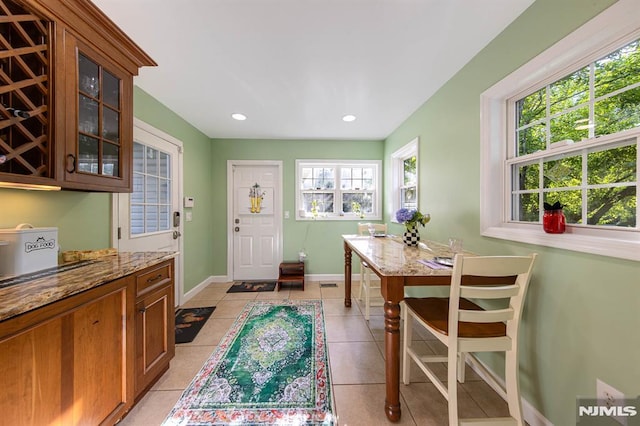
[482,224,640,262]
[296,215,382,221]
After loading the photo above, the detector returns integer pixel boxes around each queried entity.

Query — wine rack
[0,0,50,177]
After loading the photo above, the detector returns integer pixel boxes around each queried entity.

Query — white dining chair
[357,222,387,320]
[402,253,537,425]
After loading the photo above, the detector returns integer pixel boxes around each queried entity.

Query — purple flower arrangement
[395,208,430,229]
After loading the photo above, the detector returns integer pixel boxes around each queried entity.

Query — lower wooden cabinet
[134,260,175,398]
[70,286,133,425]
[0,258,175,425]
[0,316,64,425]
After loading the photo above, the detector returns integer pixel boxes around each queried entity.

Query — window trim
[390,138,419,222]
[295,159,382,221]
[480,0,640,261]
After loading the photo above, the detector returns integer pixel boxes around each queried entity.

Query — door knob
[172,230,181,239]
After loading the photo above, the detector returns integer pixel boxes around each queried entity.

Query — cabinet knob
[139,307,146,313]
[66,154,76,173]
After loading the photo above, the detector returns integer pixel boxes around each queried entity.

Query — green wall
[384,0,638,425]
[209,139,384,276]
[132,87,214,292]
[0,189,111,252]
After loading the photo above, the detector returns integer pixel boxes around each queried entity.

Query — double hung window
[480,0,640,260]
[511,38,639,229]
[295,160,381,220]
[391,138,419,219]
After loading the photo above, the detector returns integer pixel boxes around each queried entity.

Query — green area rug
[163,300,334,425]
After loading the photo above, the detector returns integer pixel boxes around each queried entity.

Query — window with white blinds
[131,142,172,235]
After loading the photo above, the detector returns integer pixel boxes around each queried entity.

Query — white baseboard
[306,273,361,282]
[466,355,553,426]
[182,273,362,303]
[204,274,361,285]
[182,275,227,304]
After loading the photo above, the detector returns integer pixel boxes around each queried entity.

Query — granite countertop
[0,251,177,322]
[343,235,472,277]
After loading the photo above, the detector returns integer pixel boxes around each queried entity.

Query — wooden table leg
[343,241,352,307]
[384,299,402,422]
[380,276,405,422]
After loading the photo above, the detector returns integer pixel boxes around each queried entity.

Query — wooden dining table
[342,234,501,422]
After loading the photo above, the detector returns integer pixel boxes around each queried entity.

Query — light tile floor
[119,281,513,426]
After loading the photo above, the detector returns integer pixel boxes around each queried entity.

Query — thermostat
[184,196,195,208]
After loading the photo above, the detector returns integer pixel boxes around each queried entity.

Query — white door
[113,119,183,305]
[228,161,282,281]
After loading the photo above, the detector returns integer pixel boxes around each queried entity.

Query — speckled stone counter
[343,234,470,277]
[0,251,176,322]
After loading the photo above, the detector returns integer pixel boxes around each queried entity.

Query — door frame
[111,118,184,306]
[226,160,283,281]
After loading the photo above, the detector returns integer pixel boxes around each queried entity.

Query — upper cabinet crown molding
[30,0,157,72]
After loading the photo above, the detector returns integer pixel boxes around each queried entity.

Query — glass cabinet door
[77,53,121,177]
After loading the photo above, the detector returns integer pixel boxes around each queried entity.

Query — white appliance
[0,224,59,277]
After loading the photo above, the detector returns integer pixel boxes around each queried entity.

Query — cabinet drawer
[136,262,172,297]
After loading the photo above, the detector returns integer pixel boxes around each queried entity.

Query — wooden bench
[277,261,305,291]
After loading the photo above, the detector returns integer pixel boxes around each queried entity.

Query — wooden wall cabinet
[0,258,175,425]
[0,0,155,192]
[60,33,134,191]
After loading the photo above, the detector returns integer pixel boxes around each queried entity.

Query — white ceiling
[92,0,534,140]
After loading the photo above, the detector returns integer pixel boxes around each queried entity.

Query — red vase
[543,209,566,234]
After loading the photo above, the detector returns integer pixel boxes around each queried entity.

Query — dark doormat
[227,281,277,293]
[175,306,216,344]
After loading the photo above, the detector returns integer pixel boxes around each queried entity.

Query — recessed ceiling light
[342,114,356,122]
[231,113,247,121]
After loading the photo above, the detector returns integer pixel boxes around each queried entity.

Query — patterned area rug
[226,281,277,293]
[163,300,334,425]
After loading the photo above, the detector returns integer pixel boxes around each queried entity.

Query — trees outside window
[511,38,638,230]
[401,156,417,210]
[391,138,419,220]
